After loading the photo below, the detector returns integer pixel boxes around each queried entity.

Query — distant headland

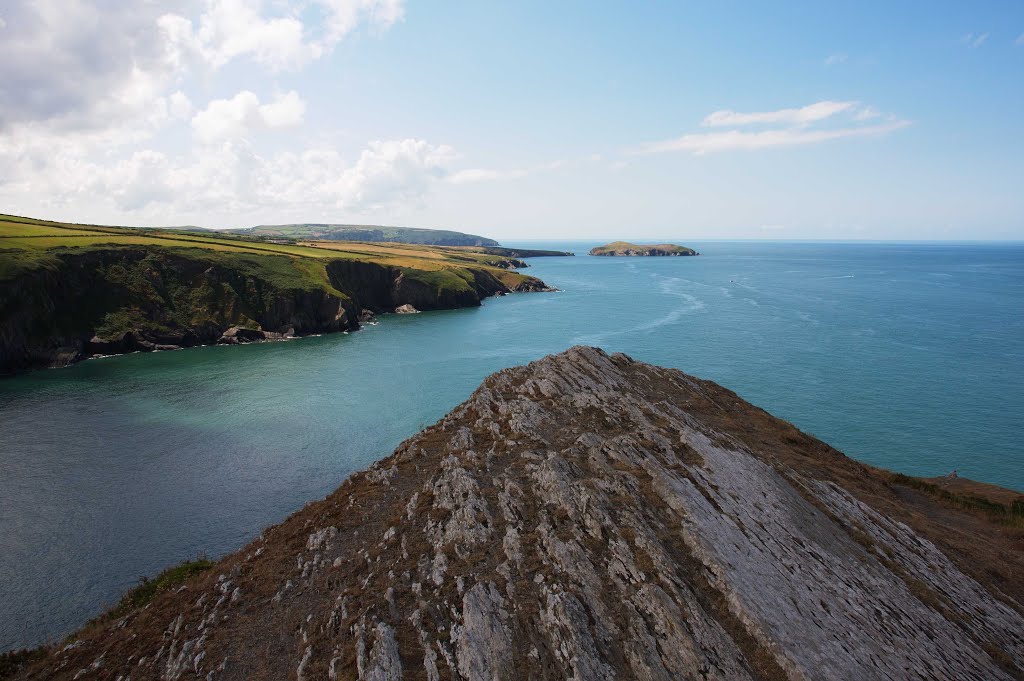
[589,241,699,256]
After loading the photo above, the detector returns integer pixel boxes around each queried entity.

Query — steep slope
[13,348,1023,680]
[0,215,553,374]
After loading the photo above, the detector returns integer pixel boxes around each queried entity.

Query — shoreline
[19,287,555,378]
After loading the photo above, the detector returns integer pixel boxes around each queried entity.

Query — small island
[589,241,699,257]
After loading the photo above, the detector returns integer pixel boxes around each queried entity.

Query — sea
[1,240,1022,651]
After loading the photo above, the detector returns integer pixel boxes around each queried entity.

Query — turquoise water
[1,241,1022,651]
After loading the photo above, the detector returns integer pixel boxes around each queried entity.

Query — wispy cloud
[640,121,910,155]
[702,101,856,128]
[853,106,880,121]
[961,32,989,48]
[448,168,529,184]
[447,158,573,184]
[824,53,847,66]
[638,101,909,155]
[1016,32,1024,46]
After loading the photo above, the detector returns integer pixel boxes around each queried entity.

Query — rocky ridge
[15,347,1023,680]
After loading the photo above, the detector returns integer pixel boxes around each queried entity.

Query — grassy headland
[0,214,555,374]
[238,223,500,246]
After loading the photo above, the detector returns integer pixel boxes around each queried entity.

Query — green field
[0,214,536,286]
[240,222,500,247]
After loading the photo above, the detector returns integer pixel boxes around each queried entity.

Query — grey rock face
[23,347,1023,681]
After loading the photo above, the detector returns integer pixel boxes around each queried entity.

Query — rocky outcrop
[17,347,1023,680]
[589,241,699,256]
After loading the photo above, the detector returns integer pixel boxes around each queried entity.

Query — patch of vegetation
[890,473,1024,527]
[106,558,214,620]
[0,647,48,680]
[0,559,214,678]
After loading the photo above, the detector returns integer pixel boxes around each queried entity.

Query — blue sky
[0,1,1021,239]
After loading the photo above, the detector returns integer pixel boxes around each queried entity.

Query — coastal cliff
[0,214,557,375]
[0,246,551,375]
[590,241,699,256]
[13,348,1023,680]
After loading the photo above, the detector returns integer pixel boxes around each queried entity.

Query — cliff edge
[13,348,1023,680]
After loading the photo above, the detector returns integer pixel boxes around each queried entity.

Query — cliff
[12,348,1023,680]
[0,215,554,375]
[590,241,699,256]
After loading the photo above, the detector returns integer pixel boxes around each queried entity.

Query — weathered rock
[17,347,1024,681]
[394,304,419,314]
[218,327,266,344]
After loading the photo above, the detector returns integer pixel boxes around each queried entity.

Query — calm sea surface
[2,240,1022,650]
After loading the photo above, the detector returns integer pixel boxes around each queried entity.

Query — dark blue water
[1,241,1022,651]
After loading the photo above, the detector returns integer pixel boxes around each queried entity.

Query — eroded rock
[18,347,1024,681]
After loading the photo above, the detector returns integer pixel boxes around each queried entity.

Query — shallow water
[1,240,1022,650]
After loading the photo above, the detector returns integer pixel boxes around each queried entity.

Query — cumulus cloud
[0,1,187,130]
[0,133,456,216]
[640,101,909,155]
[191,91,305,143]
[330,139,456,209]
[159,0,405,71]
[0,0,421,222]
[0,0,404,131]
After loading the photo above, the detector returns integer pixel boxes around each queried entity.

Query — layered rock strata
[17,347,1023,680]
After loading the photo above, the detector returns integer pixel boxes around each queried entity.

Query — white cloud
[1016,32,1024,46]
[0,0,403,132]
[641,102,909,155]
[642,121,910,155]
[449,168,528,184]
[447,159,570,185]
[159,0,405,72]
[191,90,305,143]
[853,106,881,121]
[0,1,187,130]
[0,132,456,216]
[824,53,847,66]
[326,139,456,209]
[702,101,857,127]
[169,91,194,120]
[961,32,989,48]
